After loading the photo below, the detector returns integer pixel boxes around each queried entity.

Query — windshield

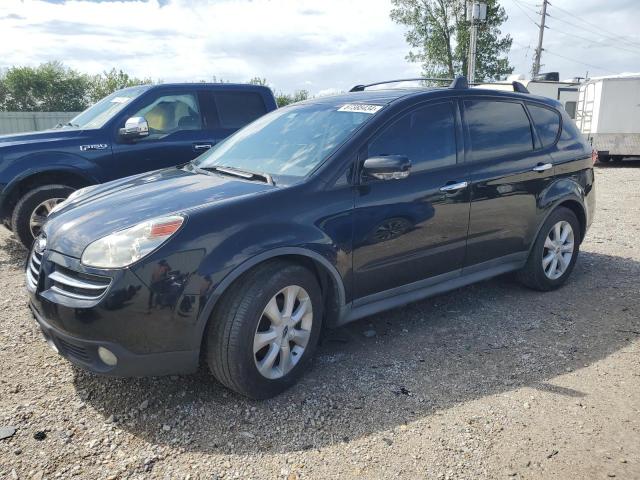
[67,86,149,129]
[194,102,380,180]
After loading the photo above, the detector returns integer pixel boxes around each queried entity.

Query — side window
[528,104,561,148]
[564,101,577,119]
[464,100,533,161]
[214,92,267,129]
[368,102,457,172]
[131,93,201,137]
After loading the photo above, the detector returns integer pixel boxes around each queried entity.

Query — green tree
[275,90,309,107]
[390,0,513,81]
[0,61,91,111]
[88,68,153,103]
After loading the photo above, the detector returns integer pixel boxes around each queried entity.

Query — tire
[517,207,580,291]
[11,184,74,248]
[206,260,323,399]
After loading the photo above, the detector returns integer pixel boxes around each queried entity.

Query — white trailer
[475,78,579,118]
[575,75,640,162]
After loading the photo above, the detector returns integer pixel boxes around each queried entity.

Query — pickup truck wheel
[11,185,74,248]
[517,207,580,291]
[206,261,323,399]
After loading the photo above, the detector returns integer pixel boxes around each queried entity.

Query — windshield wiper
[201,165,275,186]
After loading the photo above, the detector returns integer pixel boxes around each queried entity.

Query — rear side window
[216,92,267,129]
[368,102,457,172]
[527,104,561,147]
[198,91,267,130]
[464,100,533,161]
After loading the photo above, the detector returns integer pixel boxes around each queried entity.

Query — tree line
[0,61,309,112]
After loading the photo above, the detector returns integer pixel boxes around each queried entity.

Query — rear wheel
[517,207,580,291]
[11,185,74,248]
[206,261,323,399]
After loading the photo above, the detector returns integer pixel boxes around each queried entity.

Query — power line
[549,25,640,56]
[550,3,640,50]
[511,40,616,74]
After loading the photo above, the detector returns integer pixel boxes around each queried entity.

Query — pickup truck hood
[0,128,86,148]
[44,166,275,258]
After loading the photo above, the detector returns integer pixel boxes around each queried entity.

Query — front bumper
[29,300,198,376]
[26,245,204,377]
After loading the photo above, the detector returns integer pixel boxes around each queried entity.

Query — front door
[352,101,470,300]
[109,90,217,180]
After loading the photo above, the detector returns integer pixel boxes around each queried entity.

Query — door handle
[532,163,552,172]
[440,181,468,192]
[193,143,213,151]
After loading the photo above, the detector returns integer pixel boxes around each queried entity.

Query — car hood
[44,166,275,258]
[0,128,86,148]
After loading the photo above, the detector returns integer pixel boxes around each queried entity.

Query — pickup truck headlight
[81,215,184,268]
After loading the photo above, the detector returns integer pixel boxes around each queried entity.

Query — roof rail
[512,81,530,93]
[349,77,461,92]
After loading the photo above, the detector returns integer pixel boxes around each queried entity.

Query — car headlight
[81,215,184,268]
[50,186,91,215]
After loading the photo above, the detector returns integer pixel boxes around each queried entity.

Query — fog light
[98,346,118,366]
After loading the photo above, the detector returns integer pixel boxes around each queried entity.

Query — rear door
[352,100,470,300]
[462,97,556,270]
[198,89,269,148]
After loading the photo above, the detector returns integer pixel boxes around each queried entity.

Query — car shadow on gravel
[73,250,639,455]
[596,157,640,168]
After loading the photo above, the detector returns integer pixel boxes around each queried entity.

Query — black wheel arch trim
[193,246,347,347]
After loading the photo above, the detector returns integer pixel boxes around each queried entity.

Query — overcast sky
[1,0,639,95]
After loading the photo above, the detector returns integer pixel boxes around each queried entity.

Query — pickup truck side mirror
[362,155,411,181]
[119,117,149,140]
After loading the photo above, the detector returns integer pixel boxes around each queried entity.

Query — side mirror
[363,155,411,181]
[119,116,149,140]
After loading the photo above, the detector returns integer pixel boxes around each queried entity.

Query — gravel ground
[1,161,639,480]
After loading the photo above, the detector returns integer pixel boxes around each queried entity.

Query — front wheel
[206,261,323,399]
[517,207,580,291]
[11,184,74,248]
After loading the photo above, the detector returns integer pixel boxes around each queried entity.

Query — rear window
[527,104,561,147]
[216,92,267,129]
[464,100,534,161]
[199,91,268,130]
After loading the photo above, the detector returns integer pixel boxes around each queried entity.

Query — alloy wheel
[29,198,66,238]
[253,285,313,379]
[542,220,575,280]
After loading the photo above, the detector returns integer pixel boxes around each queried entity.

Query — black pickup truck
[0,83,277,247]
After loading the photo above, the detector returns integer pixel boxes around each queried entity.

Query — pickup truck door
[108,90,219,180]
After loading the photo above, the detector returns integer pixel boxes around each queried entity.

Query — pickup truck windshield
[194,102,379,180]
[66,86,150,129]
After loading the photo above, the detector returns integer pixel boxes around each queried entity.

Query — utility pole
[467,2,487,83]
[532,0,549,77]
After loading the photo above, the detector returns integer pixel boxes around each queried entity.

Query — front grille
[48,265,111,301]
[57,338,91,363]
[25,248,43,291]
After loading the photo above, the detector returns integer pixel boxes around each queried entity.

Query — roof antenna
[449,76,468,89]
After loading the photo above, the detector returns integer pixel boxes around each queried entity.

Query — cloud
[0,0,638,96]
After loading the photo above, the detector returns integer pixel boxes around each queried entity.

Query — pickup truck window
[68,86,149,129]
[131,93,202,137]
[198,91,267,130]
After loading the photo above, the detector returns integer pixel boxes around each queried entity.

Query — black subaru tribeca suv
[27,77,595,399]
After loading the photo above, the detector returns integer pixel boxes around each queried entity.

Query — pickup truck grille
[48,265,111,301]
[26,248,43,291]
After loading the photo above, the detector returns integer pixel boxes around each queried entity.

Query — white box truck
[575,74,640,162]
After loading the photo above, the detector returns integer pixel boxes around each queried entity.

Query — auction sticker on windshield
[337,104,383,114]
